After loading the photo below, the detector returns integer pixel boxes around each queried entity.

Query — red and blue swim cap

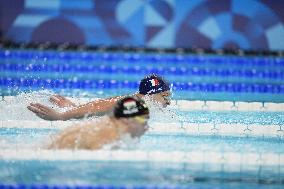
[139,74,170,95]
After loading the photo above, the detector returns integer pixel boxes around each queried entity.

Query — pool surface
[0,48,284,188]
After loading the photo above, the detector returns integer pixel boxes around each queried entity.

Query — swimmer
[48,96,149,150]
[28,74,171,121]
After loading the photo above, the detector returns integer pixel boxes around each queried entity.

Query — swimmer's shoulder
[85,115,114,128]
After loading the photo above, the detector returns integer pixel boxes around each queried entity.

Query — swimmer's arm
[59,93,142,120]
[27,96,122,121]
[49,95,77,108]
[59,96,123,120]
[50,93,141,109]
[28,93,140,121]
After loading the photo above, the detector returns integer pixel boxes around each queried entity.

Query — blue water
[1,49,284,102]
[0,48,284,188]
[0,160,283,188]
[0,104,283,187]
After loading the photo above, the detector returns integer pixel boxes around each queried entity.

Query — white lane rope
[0,149,283,167]
[1,120,283,138]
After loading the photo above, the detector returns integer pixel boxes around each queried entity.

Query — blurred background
[1,0,284,50]
[0,0,284,101]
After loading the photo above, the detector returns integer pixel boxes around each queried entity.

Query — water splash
[143,96,181,123]
[102,134,140,150]
[0,90,56,120]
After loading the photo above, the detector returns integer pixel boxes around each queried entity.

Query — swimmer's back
[48,116,119,150]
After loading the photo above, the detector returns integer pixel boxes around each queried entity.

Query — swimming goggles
[133,116,148,125]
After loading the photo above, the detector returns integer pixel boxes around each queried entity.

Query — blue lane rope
[1,77,284,94]
[0,63,283,80]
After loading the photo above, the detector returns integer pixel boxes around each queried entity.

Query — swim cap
[114,96,149,118]
[139,74,170,95]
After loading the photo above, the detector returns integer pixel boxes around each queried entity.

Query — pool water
[0,93,283,188]
[0,49,284,188]
[0,159,282,188]
[1,128,283,153]
[1,49,284,102]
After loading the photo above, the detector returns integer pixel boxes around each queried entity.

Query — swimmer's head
[138,74,171,107]
[114,96,149,118]
[114,96,149,137]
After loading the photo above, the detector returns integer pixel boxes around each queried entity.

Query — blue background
[1,0,284,50]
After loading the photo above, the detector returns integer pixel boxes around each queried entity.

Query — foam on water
[0,90,56,120]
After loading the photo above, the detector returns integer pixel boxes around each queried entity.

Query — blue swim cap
[139,74,170,95]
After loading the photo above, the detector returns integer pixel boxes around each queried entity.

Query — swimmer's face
[126,115,149,138]
[149,91,171,107]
